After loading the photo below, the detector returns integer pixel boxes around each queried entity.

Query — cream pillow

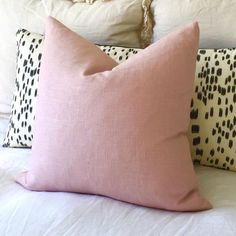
[15,0,153,48]
[151,0,236,48]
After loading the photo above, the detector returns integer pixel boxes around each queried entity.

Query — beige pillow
[0,0,153,117]
[17,0,152,48]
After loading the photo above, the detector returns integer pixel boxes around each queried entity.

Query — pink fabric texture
[16,17,212,211]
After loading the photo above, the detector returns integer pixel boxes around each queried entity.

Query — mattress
[0,118,236,236]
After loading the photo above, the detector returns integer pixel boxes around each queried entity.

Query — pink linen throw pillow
[16,17,212,211]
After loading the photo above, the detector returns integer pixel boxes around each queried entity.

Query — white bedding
[0,118,236,236]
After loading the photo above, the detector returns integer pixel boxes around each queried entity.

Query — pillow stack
[5,26,236,174]
[15,17,211,212]
[2,1,236,170]
[4,0,236,213]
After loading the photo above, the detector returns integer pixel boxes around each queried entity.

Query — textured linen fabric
[16,17,211,211]
[151,0,236,48]
[0,0,149,116]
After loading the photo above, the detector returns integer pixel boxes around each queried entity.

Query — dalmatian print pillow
[2,29,141,148]
[3,30,43,148]
[188,49,236,171]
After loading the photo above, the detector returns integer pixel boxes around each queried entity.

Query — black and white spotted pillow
[188,49,236,171]
[3,29,141,148]
[3,30,43,147]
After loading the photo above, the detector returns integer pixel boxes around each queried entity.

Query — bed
[0,117,236,236]
[1,1,236,235]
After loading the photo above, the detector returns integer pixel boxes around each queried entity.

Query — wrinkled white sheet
[0,118,236,236]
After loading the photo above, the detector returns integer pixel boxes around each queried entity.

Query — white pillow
[151,0,236,48]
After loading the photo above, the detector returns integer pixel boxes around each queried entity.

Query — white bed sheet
[0,118,236,236]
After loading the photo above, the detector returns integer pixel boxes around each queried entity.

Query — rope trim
[141,0,153,48]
